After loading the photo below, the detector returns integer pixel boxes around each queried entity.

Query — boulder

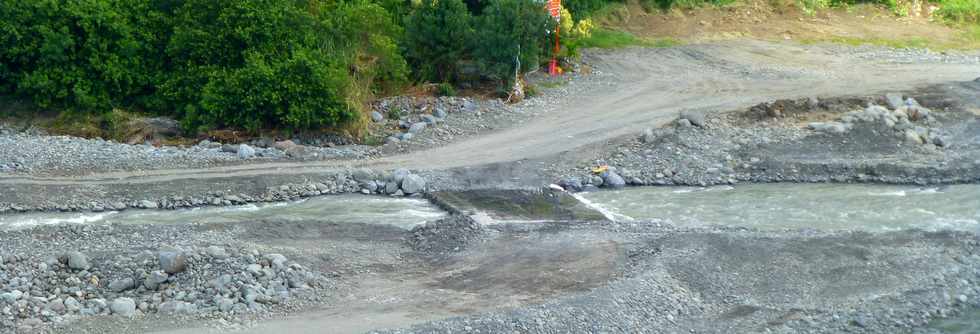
[110,298,136,316]
[370,111,384,123]
[144,270,169,290]
[123,116,180,144]
[266,254,288,269]
[885,93,904,110]
[385,180,400,194]
[66,252,90,271]
[808,122,848,134]
[401,174,426,194]
[352,168,377,182]
[601,171,626,189]
[679,110,706,127]
[434,108,448,119]
[138,200,158,209]
[398,132,414,141]
[408,122,427,134]
[206,246,229,259]
[676,118,693,128]
[392,168,411,184]
[108,278,136,293]
[640,128,656,143]
[385,136,400,144]
[159,249,187,274]
[273,140,298,151]
[421,114,438,124]
[904,129,925,144]
[237,144,256,159]
[558,177,583,192]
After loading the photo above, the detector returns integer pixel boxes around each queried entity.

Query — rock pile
[0,243,323,330]
[371,96,479,144]
[353,168,427,196]
[807,96,947,147]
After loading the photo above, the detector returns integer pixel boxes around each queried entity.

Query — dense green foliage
[474,0,554,84]
[0,0,412,132]
[0,0,563,133]
[404,0,473,83]
[936,0,980,23]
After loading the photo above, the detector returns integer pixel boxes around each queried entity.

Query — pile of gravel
[0,171,361,214]
[352,168,429,197]
[555,90,980,190]
[408,215,487,256]
[0,223,329,332]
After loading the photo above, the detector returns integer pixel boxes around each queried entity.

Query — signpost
[547,0,561,76]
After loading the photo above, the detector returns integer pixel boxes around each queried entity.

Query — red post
[547,0,561,76]
[550,24,560,76]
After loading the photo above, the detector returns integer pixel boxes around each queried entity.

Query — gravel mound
[556,85,980,189]
[0,223,330,332]
[408,215,486,256]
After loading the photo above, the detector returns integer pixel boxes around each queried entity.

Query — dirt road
[1,41,977,187]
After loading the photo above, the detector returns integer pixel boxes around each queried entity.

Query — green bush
[564,0,621,17]
[936,0,980,23]
[404,0,474,83]
[437,82,457,96]
[473,0,554,86]
[0,0,166,111]
[0,0,407,133]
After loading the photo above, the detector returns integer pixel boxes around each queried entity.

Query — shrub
[564,0,621,17]
[0,0,166,112]
[404,0,474,83]
[473,0,554,87]
[437,82,457,96]
[936,0,980,23]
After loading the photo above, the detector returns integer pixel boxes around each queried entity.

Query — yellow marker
[592,165,608,174]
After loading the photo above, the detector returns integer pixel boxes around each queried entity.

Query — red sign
[547,0,561,20]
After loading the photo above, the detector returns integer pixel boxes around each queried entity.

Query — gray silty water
[0,194,446,230]
[581,184,980,232]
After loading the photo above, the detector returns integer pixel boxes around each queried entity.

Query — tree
[404,0,474,83]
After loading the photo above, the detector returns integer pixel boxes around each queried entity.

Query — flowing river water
[1,184,978,332]
[579,184,980,233]
[0,195,446,231]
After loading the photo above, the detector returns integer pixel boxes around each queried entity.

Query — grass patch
[800,26,980,50]
[576,28,682,48]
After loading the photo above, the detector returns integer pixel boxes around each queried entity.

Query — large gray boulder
[110,298,136,316]
[108,278,136,292]
[370,111,384,123]
[144,270,169,290]
[434,108,448,119]
[66,252,90,271]
[392,168,411,184]
[421,114,438,124]
[352,168,377,182]
[679,110,706,127]
[601,171,626,189]
[237,144,255,159]
[159,249,187,274]
[408,122,427,134]
[400,174,426,194]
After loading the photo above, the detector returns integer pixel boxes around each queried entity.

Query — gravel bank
[379,222,980,334]
[553,81,980,190]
